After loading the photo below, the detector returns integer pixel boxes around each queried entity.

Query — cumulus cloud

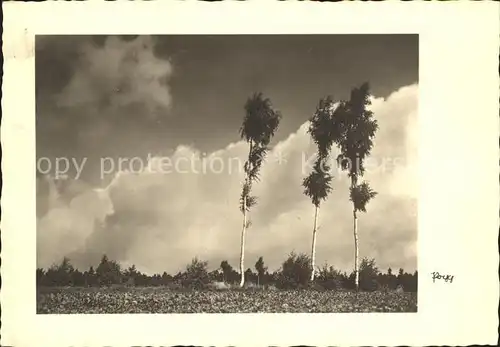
[56,36,173,117]
[35,36,176,183]
[37,176,115,268]
[37,84,418,274]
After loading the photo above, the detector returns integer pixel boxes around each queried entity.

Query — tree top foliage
[334,82,378,178]
[240,92,282,147]
[240,92,282,214]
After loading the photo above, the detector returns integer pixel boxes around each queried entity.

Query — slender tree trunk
[353,208,359,290]
[351,175,359,291]
[239,206,247,287]
[310,205,319,281]
[240,141,253,288]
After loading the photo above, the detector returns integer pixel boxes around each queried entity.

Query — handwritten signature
[431,272,454,283]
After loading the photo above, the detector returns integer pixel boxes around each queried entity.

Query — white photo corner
[1,1,499,347]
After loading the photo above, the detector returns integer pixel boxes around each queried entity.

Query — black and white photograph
[35,34,419,314]
[2,2,499,346]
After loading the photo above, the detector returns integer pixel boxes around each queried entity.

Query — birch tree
[239,93,281,287]
[334,83,378,291]
[302,97,336,281]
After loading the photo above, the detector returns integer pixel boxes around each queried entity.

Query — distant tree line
[37,253,417,292]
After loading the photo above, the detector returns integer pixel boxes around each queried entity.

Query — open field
[37,286,418,314]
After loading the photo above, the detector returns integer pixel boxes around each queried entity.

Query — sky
[36,35,418,275]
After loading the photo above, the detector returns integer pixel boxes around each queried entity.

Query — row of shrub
[37,252,418,292]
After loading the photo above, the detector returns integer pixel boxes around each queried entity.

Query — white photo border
[2,2,499,346]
